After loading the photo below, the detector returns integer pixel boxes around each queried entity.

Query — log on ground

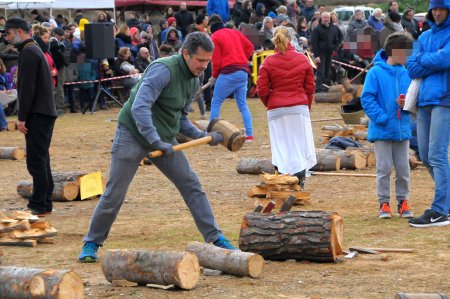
[311,149,341,171]
[347,147,375,167]
[314,92,341,103]
[0,147,25,160]
[237,158,275,175]
[0,266,84,299]
[239,211,344,262]
[101,249,200,290]
[17,180,79,201]
[0,238,37,247]
[186,241,264,278]
[335,150,367,170]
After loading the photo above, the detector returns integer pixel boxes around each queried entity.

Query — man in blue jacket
[407,0,450,227]
[207,0,230,22]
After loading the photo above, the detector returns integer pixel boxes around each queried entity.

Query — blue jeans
[0,107,6,130]
[417,105,450,215]
[210,70,253,137]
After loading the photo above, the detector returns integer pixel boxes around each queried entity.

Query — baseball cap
[3,17,30,32]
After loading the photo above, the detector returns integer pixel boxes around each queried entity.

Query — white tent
[0,0,114,9]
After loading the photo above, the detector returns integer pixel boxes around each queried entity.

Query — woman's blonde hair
[272,26,291,54]
[116,24,129,36]
[118,47,131,59]
[32,24,49,37]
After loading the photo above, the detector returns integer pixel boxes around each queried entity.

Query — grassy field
[0,98,449,298]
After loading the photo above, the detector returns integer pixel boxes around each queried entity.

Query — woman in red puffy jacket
[256,26,316,189]
[32,24,57,88]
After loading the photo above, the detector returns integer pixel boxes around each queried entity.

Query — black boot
[294,170,306,190]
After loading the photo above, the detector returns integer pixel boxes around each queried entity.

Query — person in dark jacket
[234,0,252,27]
[249,3,266,24]
[134,47,151,72]
[5,17,57,215]
[401,8,420,39]
[311,12,342,92]
[301,0,317,22]
[175,2,195,38]
[50,27,69,115]
[347,9,369,35]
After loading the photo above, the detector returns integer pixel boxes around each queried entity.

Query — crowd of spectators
[0,0,430,129]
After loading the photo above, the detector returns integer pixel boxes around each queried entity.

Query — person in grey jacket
[347,9,369,35]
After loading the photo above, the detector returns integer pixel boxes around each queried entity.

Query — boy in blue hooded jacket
[361,32,414,219]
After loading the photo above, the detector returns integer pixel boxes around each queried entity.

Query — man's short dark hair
[182,31,214,55]
[388,1,397,8]
[196,13,207,25]
[0,16,5,21]
[318,4,326,8]
[208,14,223,26]
[384,31,413,56]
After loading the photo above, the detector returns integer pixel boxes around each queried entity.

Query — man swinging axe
[79,32,236,263]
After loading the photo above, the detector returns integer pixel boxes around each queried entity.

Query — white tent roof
[0,0,114,9]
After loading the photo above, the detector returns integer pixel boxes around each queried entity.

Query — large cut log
[17,180,79,201]
[0,266,84,299]
[236,158,275,174]
[51,171,87,184]
[0,220,31,234]
[314,91,341,103]
[0,249,3,264]
[409,154,422,170]
[0,147,25,160]
[311,149,341,171]
[186,241,264,278]
[326,84,343,93]
[321,125,354,137]
[335,150,367,170]
[347,147,375,167]
[101,249,200,290]
[239,211,344,262]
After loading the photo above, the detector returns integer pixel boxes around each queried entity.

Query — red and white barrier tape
[63,73,141,86]
[332,60,368,72]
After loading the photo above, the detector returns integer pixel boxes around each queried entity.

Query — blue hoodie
[361,49,412,142]
[207,0,230,22]
[406,0,450,107]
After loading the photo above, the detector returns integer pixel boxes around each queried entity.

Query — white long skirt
[268,105,317,175]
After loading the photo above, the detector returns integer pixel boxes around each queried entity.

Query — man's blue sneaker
[213,235,237,250]
[78,242,99,263]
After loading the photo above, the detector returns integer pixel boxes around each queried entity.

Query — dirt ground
[1,99,449,299]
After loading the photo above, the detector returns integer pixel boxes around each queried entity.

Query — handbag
[403,78,421,113]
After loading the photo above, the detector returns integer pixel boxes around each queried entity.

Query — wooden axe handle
[148,136,212,158]
[201,82,211,91]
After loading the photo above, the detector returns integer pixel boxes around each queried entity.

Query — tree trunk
[0,266,84,299]
[326,84,343,93]
[311,149,341,171]
[51,171,87,184]
[17,180,79,202]
[101,249,200,290]
[0,147,25,160]
[0,220,31,234]
[347,147,375,167]
[236,158,275,175]
[185,241,265,278]
[335,150,367,170]
[314,92,341,103]
[239,211,344,262]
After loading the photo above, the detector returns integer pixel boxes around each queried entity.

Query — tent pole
[113,6,116,23]
[69,9,72,23]
[4,8,7,19]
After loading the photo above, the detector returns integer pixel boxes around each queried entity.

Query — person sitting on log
[256,26,316,190]
[361,32,414,220]
[78,32,236,263]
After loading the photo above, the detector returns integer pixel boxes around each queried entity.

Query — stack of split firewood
[321,124,368,144]
[17,171,106,202]
[0,211,57,247]
[248,173,310,210]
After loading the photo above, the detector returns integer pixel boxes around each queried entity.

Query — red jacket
[257,45,315,110]
[211,28,254,78]
[44,51,57,88]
